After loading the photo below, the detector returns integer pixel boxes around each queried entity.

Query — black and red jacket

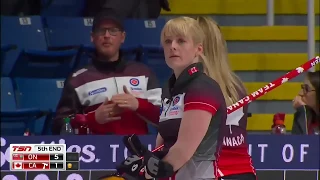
[52,54,161,135]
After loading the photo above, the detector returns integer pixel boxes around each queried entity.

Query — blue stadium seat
[1,77,49,136]
[140,45,171,86]
[1,45,17,73]
[14,78,64,111]
[7,48,77,134]
[45,17,93,48]
[1,16,48,76]
[123,19,166,48]
[41,0,85,17]
[13,78,64,134]
[10,49,78,78]
[1,78,17,112]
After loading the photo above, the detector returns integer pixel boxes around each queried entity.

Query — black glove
[122,134,174,178]
[143,150,174,178]
[123,134,147,157]
[123,134,169,158]
[116,155,144,177]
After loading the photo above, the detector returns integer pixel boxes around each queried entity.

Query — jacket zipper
[164,98,172,116]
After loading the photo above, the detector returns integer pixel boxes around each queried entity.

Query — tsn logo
[12,146,32,152]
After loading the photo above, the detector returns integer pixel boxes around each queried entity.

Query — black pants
[219,173,256,180]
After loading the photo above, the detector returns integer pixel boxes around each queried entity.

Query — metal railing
[266,0,316,72]
[307,0,316,72]
[267,0,274,26]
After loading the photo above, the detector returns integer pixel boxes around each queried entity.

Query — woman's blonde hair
[160,17,210,81]
[160,16,246,106]
[196,16,247,106]
[160,17,205,51]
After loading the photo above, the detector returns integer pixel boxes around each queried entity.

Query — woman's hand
[293,95,306,109]
[111,86,139,111]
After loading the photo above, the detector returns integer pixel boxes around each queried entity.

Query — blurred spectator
[83,0,170,18]
[1,0,42,15]
[292,71,319,135]
[52,11,161,135]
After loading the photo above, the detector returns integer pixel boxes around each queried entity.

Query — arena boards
[1,135,319,180]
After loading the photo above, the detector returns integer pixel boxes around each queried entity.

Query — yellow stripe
[229,54,320,71]
[247,114,294,131]
[244,82,300,100]
[220,26,320,41]
[161,0,320,15]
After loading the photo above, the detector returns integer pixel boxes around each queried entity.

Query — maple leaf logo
[281,77,289,84]
[296,67,304,73]
[13,162,22,169]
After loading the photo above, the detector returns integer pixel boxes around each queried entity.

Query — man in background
[52,11,161,135]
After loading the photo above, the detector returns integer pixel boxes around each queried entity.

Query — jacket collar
[168,63,203,95]
[92,51,126,72]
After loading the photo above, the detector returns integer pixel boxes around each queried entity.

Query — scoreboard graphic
[1,135,319,180]
[9,144,79,171]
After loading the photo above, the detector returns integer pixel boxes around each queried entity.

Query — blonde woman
[149,16,227,180]
[117,17,256,180]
